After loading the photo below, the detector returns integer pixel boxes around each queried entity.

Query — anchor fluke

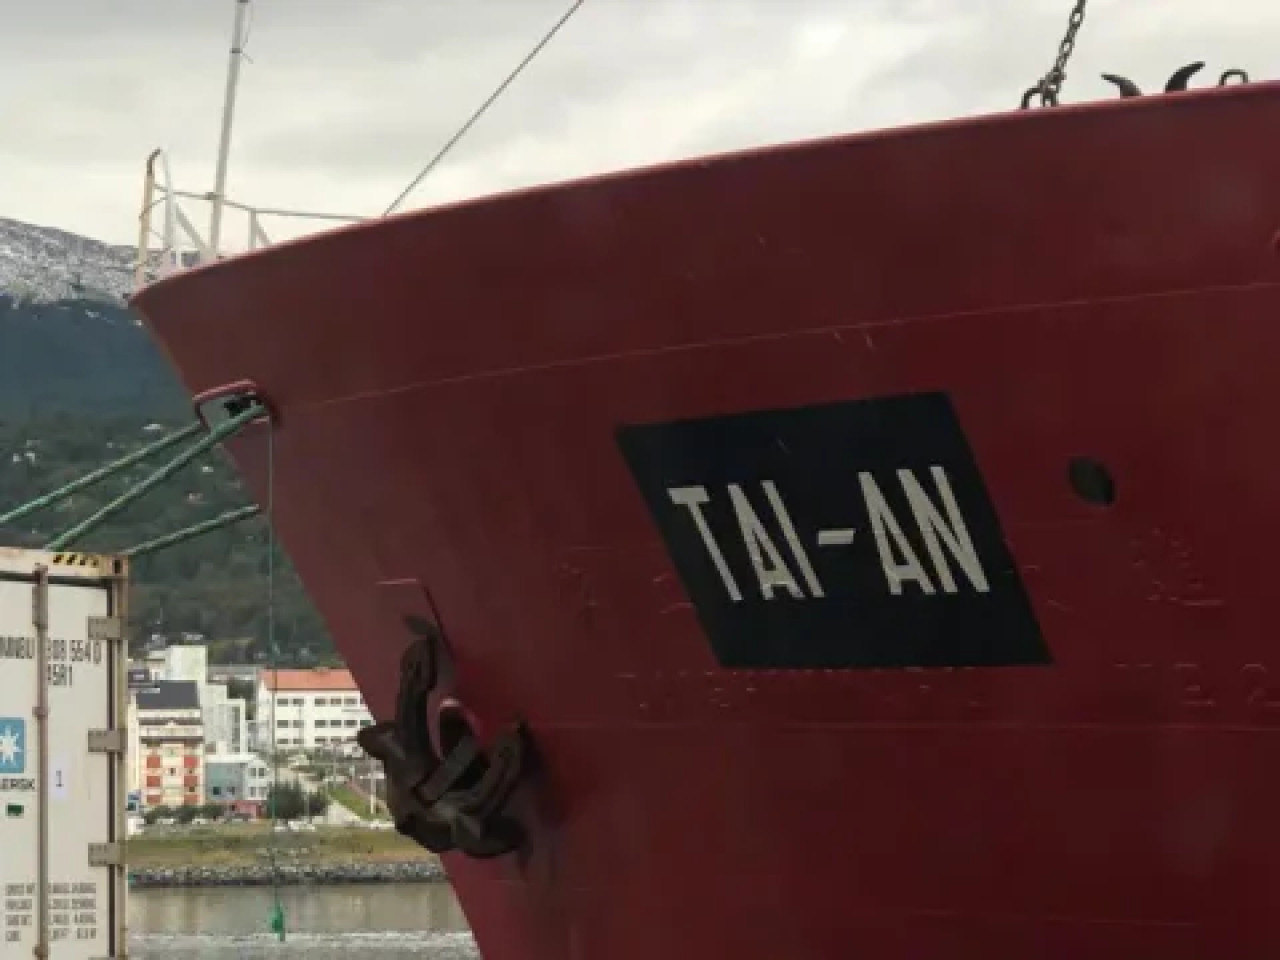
[1101,73,1143,98]
[1165,61,1206,92]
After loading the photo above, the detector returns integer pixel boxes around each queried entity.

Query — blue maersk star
[0,725,22,769]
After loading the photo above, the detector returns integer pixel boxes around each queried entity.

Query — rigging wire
[382,0,587,216]
[264,421,286,942]
[241,0,255,63]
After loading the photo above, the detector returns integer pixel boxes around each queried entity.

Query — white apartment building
[257,668,374,753]
[202,686,249,755]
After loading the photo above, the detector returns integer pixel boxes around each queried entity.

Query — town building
[130,680,205,808]
[204,752,273,817]
[256,667,373,753]
[146,643,249,757]
[208,663,259,686]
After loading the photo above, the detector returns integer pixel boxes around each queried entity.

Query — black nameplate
[615,392,1048,671]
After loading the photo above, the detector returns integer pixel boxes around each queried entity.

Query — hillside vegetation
[0,413,332,663]
[0,295,186,419]
[0,233,335,662]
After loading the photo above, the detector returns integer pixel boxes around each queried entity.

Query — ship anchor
[356,617,533,859]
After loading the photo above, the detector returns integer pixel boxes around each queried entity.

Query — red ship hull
[134,82,1280,958]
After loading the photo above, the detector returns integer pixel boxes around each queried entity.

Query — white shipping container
[0,549,127,960]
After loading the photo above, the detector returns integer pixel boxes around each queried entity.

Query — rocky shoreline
[129,860,447,888]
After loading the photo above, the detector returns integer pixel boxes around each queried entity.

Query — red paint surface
[133,83,1280,958]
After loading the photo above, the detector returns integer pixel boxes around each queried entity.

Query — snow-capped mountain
[0,216,134,304]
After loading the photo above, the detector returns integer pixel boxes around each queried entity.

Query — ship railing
[134,148,367,292]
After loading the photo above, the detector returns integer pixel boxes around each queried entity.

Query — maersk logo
[0,718,26,775]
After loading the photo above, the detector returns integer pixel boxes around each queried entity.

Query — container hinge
[88,729,126,754]
[87,616,123,644]
[88,842,123,867]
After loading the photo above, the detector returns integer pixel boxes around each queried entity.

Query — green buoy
[269,900,286,941]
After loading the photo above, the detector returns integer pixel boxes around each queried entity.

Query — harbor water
[129,882,478,959]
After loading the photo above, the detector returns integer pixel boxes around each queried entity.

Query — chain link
[1022,0,1088,108]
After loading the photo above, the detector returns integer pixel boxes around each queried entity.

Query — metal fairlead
[356,618,533,859]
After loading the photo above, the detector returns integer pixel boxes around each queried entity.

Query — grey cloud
[0,0,1275,243]
[240,1,967,174]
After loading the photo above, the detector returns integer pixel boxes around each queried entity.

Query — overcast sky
[0,0,1275,245]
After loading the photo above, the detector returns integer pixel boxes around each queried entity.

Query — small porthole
[1068,457,1115,506]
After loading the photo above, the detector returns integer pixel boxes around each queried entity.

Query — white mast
[209,0,251,258]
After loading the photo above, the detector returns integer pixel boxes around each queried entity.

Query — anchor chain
[1022,0,1087,109]
[356,616,532,859]
[1022,0,1255,106]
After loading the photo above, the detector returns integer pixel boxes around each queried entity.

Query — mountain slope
[0,413,332,663]
[0,216,133,305]
[0,215,332,662]
[0,215,185,419]
[0,295,188,419]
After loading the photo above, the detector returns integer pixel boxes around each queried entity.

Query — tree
[307,790,330,818]
[266,782,306,821]
[266,781,331,821]
[142,805,172,825]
